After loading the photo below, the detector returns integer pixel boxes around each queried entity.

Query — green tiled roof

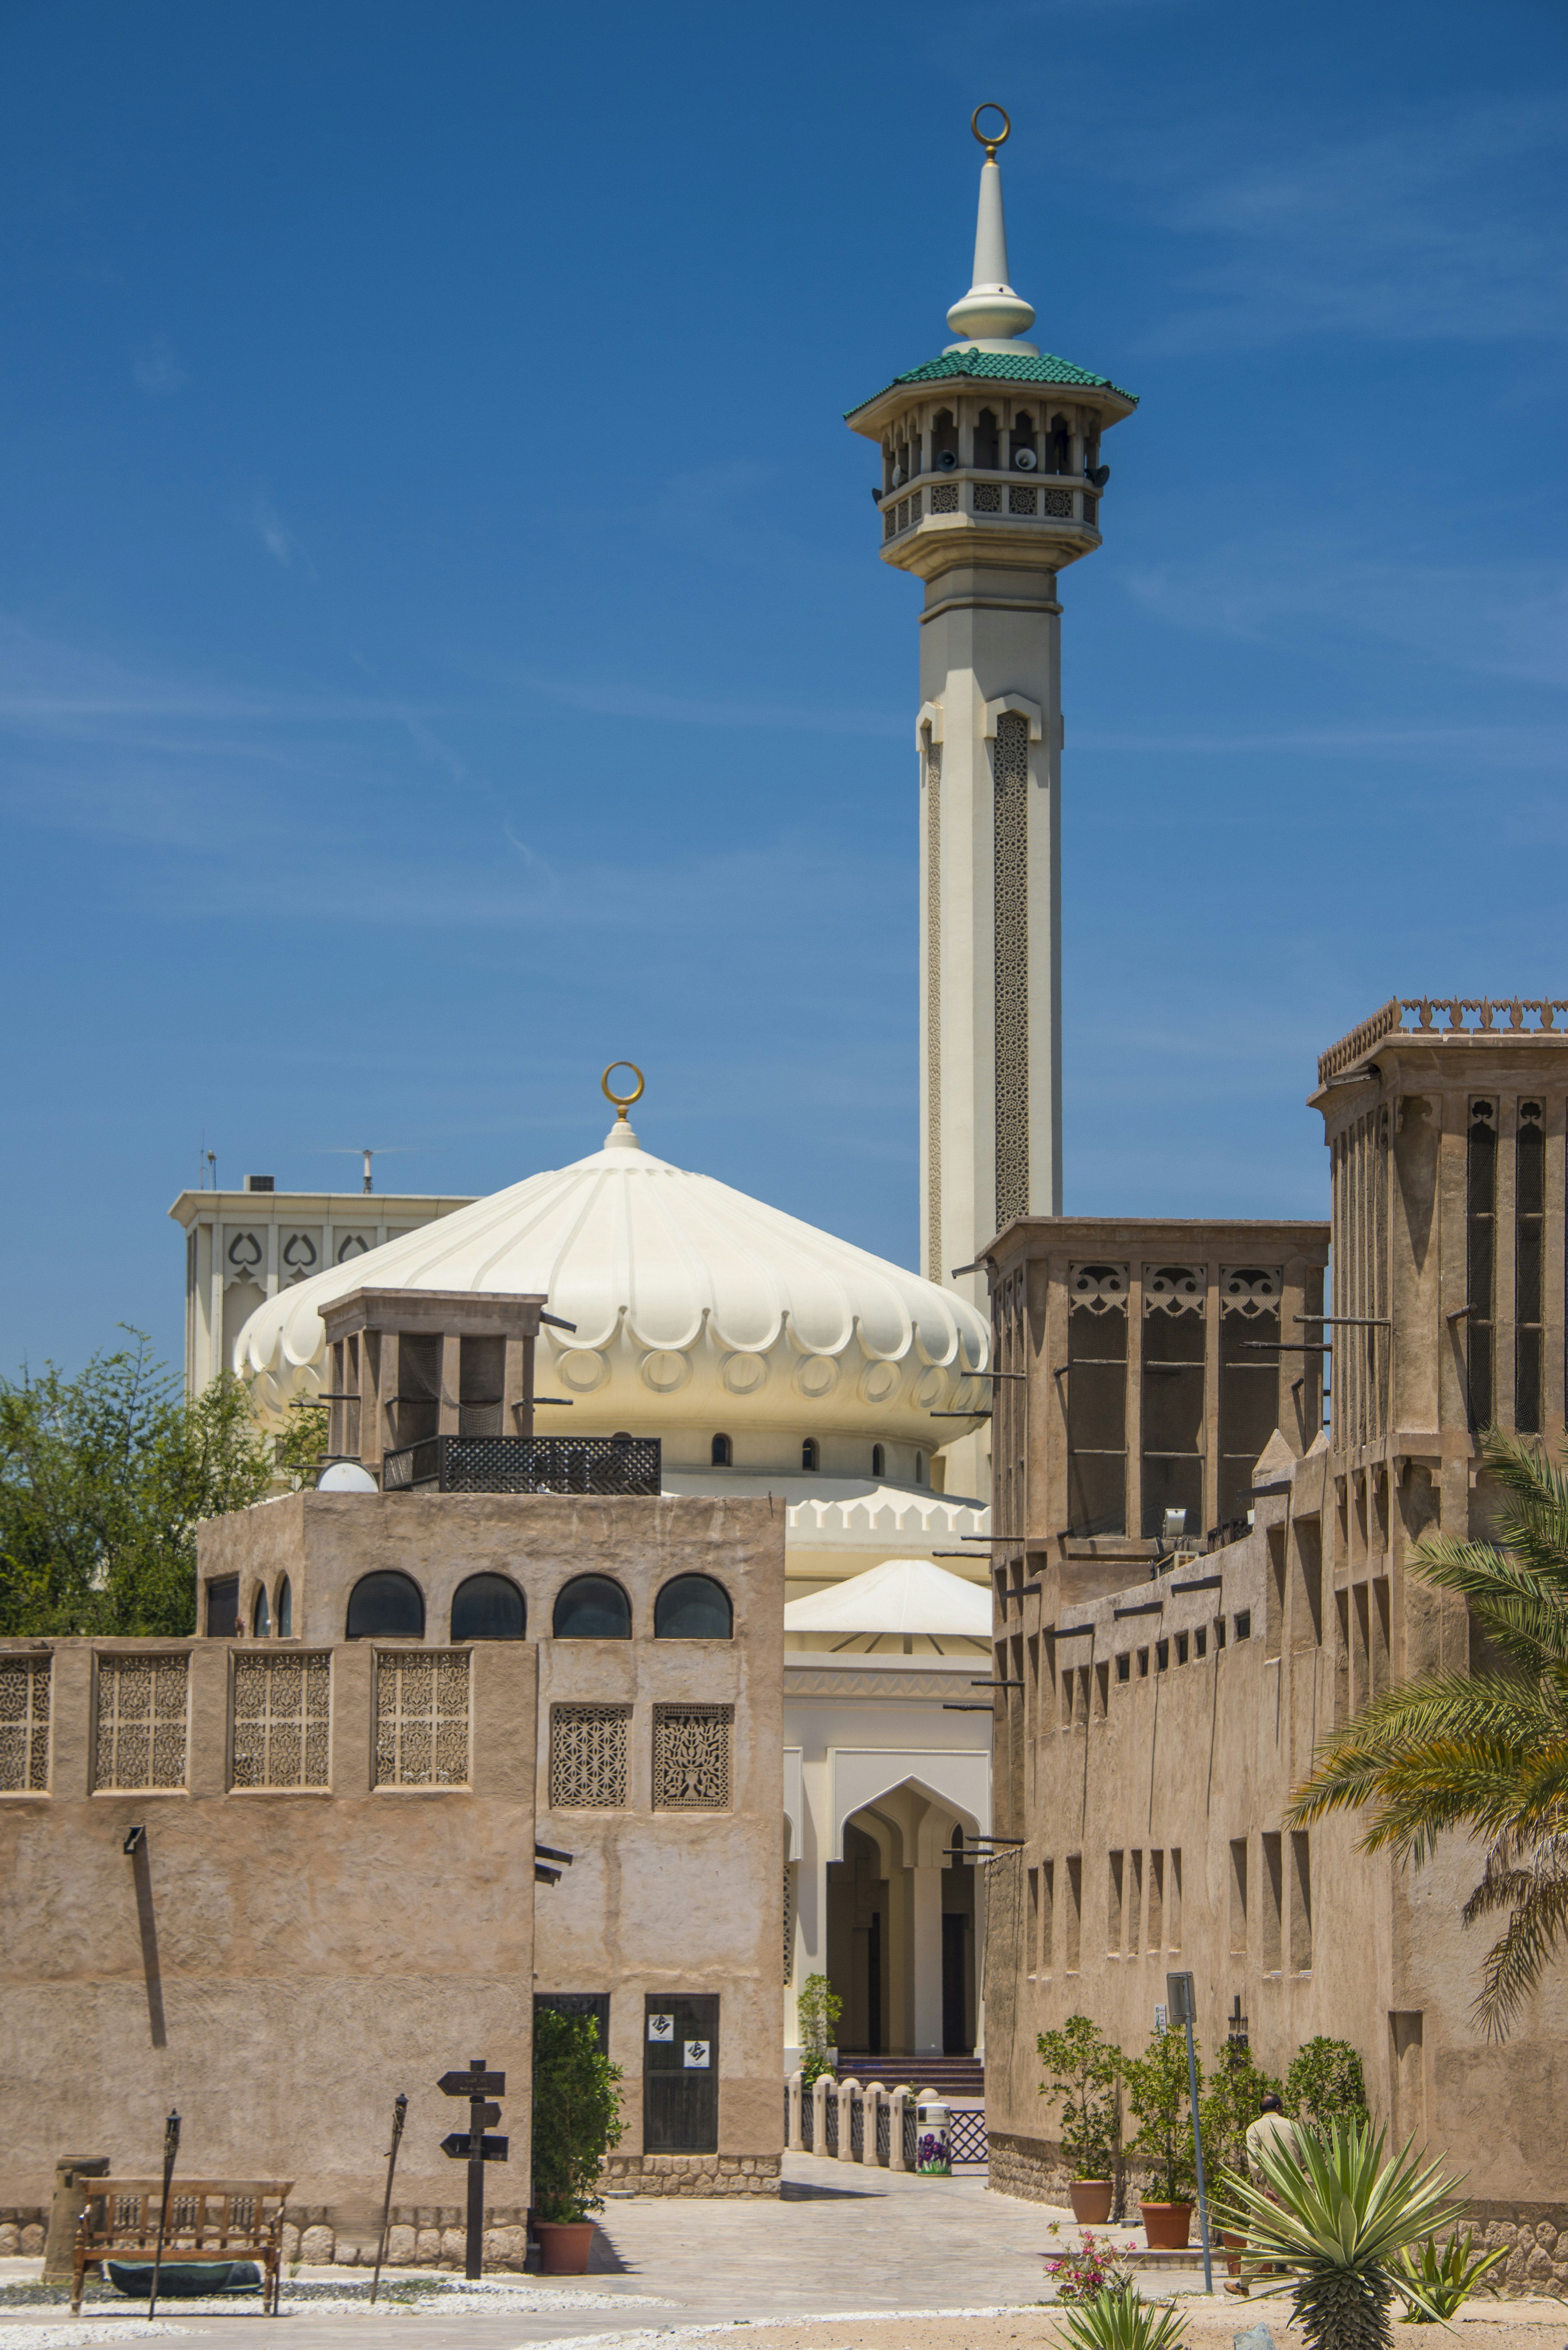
[846,346,1138,419]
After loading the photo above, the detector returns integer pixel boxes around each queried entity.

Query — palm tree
[1286,1426,1568,2038]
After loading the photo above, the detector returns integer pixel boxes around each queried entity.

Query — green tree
[1037,2013,1123,2178]
[275,1402,330,1487]
[531,2008,625,2222]
[0,1333,273,1637]
[1200,2038,1284,2183]
[1287,1426,1568,2038]
[1285,2038,1369,2140]
[1123,2025,1200,2205]
[796,1972,842,2087]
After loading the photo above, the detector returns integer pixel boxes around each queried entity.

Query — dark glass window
[276,1575,292,1638]
[553,1575,632,1639]
[451,1573,526,1641]
[871,1443,885,1478]
[654,1575,733,1640]
[207,1576,239,1637]
[1517,1102,1544,1433]
[1467,1100,1497,1428]
[1156,1639,1169,1672]
[1116,1652,1131,1683]
[710,1433,732,1467]
[1066,1274,1127,1536]
[346,1570,424,1640]
[801,1438,819,1472]
[1234,1610,1252,1641]
[252,1584,270,1637]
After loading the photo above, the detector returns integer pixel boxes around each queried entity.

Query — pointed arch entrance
[825,1772,985,2058]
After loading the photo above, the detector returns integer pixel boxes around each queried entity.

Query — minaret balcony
[875,470,1101,577]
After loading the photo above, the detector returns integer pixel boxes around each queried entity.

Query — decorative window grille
[882,507,896,542]
[924,739,943,1281]
[972,482,1002,514]
[930,483,959,514]
[896,497,909,531]
[1043,488,1073,518]
[232,1653,330,1790]
[374,1650,469,1788]
[1082,495,1099,527]
[0,1657,50,1792]
[652,1703,733,1810]
[783,1858,796,1982]
[993,711,1030,1231]
[1008,485,1038,515]
[550,1702,630,1808]
[95,1654,189,1792]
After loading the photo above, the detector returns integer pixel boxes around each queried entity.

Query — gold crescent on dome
[601,1061,646,1119]
[971,103,1011,158]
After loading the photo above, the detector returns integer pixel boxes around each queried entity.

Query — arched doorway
[824,1786,980,2058]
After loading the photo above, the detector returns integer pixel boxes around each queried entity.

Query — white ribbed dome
[236,1117,991,1450]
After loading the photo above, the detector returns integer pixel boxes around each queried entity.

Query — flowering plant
[1047,2229,1134,2303]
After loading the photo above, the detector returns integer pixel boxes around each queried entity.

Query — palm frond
[1465,1846,1568,2038]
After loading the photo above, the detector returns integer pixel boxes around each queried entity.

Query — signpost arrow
[441,2132,508,2163]
[438,2069,505,2098]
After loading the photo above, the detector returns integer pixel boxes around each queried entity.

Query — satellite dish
[937,450,958,473]
[318,1462,378,1494]
[1013,447,1038,472]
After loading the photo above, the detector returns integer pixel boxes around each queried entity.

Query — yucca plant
[1050,2280,1188,2350]
[1393,2229,1507,2322]
[1216,2119,1467,2350]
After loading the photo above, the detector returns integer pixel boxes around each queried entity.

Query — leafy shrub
[1046,2228,1133,2303]
[1037,2014,1123,2178]
[1123,2026,1200,2205]
[797,1972,842,2088]
[531,2008,624,2223]
[1286,2038,1370,2139]
[1201,2040,1286,2181]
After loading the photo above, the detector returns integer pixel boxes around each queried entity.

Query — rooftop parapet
[1319,997,1568,1086]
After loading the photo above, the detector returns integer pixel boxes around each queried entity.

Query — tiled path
[0,2159,1084,2350]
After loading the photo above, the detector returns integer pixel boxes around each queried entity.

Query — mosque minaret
[846,106,1136,1302]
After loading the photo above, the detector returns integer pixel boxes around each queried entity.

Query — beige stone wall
[0,1635,536,2231]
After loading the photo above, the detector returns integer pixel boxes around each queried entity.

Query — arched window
[882,439,895,494]
[973,408,1000,470]
[252,1584,270,1637]
[711,1433,733,1467]
[1011,410,1038,470]
[276,1575,292,1638]
[451,1573,526,1641]
[654,1574,734,1639]
[552,1574,632,1639]
[915,1451,927,1485]
[871,1443,885,1479]
[1049,414,1071,475]
[801,1437,820,1472]
[933,409,959,471]
[346,1570,425,1641]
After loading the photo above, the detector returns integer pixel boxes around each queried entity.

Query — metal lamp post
[1166,1972,1212,2293]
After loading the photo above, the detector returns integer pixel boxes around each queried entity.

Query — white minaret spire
[846,107,1136,1489]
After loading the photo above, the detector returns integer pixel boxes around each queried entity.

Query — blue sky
[3,0,1566,1374]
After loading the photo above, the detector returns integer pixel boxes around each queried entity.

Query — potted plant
[531,2008,625,2274]
[1037,2015,1123,2225]
[1123,2024,1199,2248]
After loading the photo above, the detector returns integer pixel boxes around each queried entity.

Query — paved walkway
[0,2159,1079,2350]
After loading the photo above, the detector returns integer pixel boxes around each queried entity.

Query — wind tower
[846,106,1136,1299]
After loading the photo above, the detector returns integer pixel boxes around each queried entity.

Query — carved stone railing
[1318,999,1568,1087]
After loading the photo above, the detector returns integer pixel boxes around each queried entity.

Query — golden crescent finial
[601,1060,646,1120]
[971,102,1011,161]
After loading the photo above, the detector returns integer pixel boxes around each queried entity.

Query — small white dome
[236,1117,991,1449]
[316,1462,379,1494]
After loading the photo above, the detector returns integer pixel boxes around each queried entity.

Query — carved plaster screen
[1218,1269,1283,1526]
[924,737,944,1281]
[550,1703,630,1808]
[94,1654,189,1791]
[1142,1267,1205,1542]
[652,1703,733,1810]
[992,711,1030,1232]
[1067,1265,1128,1536]
[232,1653,331,1789]
[374,1650,469,1788]
[783,1858,796,1983]
[0,1656,50,1792]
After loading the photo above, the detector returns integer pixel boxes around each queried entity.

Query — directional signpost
[438,2060,507,2279]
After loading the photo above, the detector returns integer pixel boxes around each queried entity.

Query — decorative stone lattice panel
[1144,1265,1205,1315]
[930,483,959,513]
[374,1650,469,1788]
[1083,495,1099,527]
[95,1654,189,1791]
[783,1859,795,1983]
[550,1703,630,1808]
[993,711,1030,1230]
[0,1657,49,1792]
[1219,1268,1283,1318]
[924,741,943,1281]
[232,1652,331,1789]
[1043,488,1073,518]
[1008,485,1037,515]
[973,482,1002,514]
[652,1703,733,1810]
[1069,1264,1129,1314]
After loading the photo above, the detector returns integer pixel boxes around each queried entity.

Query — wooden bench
[71,2178,293,2314]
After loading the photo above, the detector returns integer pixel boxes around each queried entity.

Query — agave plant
[1393,2229,1507,2322]
[1216,2119,1467,2350]
[1050,2280,1188,2350]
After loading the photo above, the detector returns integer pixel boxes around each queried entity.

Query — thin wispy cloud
[131,337,189,395]
[517,668,901,738]
[249,489,316,575]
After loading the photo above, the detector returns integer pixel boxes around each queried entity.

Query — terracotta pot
[535,2219,596,2274]
[1068,2181,1115,2225]
[1221,2227,1247,2278]
[1139,2201,1193,2250]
